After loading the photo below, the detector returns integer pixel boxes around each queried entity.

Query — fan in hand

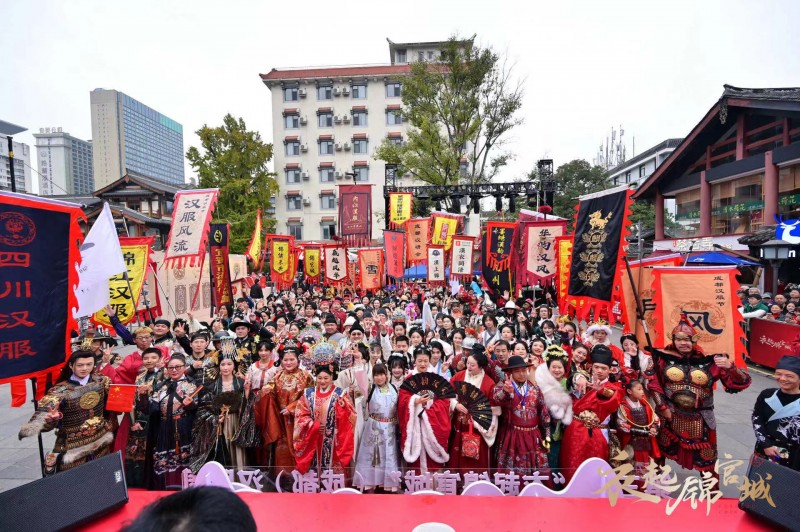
[400,373,456,400]
[453,381,493,431]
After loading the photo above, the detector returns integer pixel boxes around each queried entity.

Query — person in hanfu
[292,347,356,476]
[616,379,661,485]
[648,314,751,472]
[126,347,166,488]
[354,363,401,492]
[190,356,248,471]
[19,350,116,476]
[752,355,800,471]
[336,342,371,452]
[560,345,624,483]
[490,355,551,477]
[142,354,200,490]
[260,339,312,474]
[534,346,574,473]
[448,348,498,474]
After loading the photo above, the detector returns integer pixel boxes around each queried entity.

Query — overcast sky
[4,0,799,194]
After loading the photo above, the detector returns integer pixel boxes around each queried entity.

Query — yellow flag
[93,237,154,327]
[272,239,290,274]
[431,214,459,250]
[389,192,413,227]
[245,208,262,264]
[305,247,321,278]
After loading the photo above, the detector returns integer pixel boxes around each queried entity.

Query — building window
[353,167,369,182]
[285,141,301,156]
[427,51,434,60]
[351,84,367,99]
[625,171,631,183]
[286,169,301,184]
[284,87,298,101]
[319,140,335,155]
[284,114,299,129]
[639,165,646,178]
[418,51,425,61]
[386,110,403,125]
[353,139,369,154]
[318,112,333,128]
[386,82,402,98]
[286,196,302,210]
[396,49,407,63]
[321,222,336,240]
[321,194,336,210]
[317,85,333,100]
[388,136,403,147]
[352,110,368,127]
[288,223,303,240]
[320,168,335,183]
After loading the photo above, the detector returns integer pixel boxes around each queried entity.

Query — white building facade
[607,138,682,215]
[34,128,94,196]
[0,134,32,193]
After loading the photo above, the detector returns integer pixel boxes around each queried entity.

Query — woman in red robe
[448,346,497,474]
[398,347,453,474]
[490,355,551,476]
[560,345,624,483]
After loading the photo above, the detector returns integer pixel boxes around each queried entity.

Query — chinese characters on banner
[567,187,632,322]
[617,254,682,348]
[163,189,219,268]
[304,246,322,284]
[388,192,413,228]
[358,248,384,290]
[406,218,430,266]
[748,317,800,368]
[450,236,474,281]
[517,220,566,287]
[245,208,262,266]
[207,224,234,311]
[92,236,155,328]
[427,245,446,286]
[324,245,348,286]
[0,193,84,405]
[383,230,406,281]
[338,184,372,246]
[430,212,461,251]
[269,235,296,291]
[482,221,517,297]
[651,266,747,367]
[555,236,574,316]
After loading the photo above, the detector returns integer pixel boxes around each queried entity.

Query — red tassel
[10,380,27,407]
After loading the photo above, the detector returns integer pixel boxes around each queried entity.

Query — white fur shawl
[534,364,573,426]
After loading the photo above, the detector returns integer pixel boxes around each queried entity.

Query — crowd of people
[18,280,800,494]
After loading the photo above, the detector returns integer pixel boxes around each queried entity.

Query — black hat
[591,344,614,367]
[776,355,800,377]
[503,355,533,371]
[154,319,171,327]
[323,313,338,325]
[349,323,365,335]
[472,343,486,357]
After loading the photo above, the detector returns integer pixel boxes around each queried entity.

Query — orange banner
[652,266,747,367]
[618,254,683,347]
[358,248,384,291]
[406,218,430,265]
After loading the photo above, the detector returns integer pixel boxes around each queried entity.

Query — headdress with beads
[544,344,570,365]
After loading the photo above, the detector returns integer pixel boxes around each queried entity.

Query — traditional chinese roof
[93,170,187,199]
[737,225,778,246]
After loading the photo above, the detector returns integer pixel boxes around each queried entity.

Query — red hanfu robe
[398,385,452,474]
[490,379,551,476]
[447,370,498,474]
[560,381,623,483]
[293,387,355,475]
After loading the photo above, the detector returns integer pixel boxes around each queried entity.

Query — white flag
[75,203,126,317]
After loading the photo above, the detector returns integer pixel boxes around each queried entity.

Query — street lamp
[760,239,795,294]
[0,120,27,193]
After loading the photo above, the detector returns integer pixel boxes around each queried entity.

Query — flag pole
[623,256,654,353]
[30,377,46,477]
[149,262,178,319]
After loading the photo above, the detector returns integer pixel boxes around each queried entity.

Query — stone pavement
[0,353,777,495]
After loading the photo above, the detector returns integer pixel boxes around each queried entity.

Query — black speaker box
[738,454,800,532]
[0,451,128,531]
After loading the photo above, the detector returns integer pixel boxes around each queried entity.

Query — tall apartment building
[90,89,184,189]
[34,127,94,195]
[260,39,447,241]
[0,133,32,193]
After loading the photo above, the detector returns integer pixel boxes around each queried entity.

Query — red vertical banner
[208,224,234,311]
[338,184,372,247]
[427,245,446,286]
[481,221,518,297]
[383,230,406,281]
[450,236,474,281]
[324,245,348,286]
[406,218,430,266]
[516,219,566,287]
[555,236,573,316]
[358,248,384,291]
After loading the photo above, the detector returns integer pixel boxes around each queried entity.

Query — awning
[687,251,761,266]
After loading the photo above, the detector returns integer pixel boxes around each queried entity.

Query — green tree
[549,159,611,228]
[629,198,680,234]
[375,36,524,198]
[186,114,278,255]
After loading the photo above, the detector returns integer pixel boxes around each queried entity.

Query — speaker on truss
[0,451,128,531]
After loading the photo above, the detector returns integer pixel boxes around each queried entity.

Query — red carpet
[83,491,771,531]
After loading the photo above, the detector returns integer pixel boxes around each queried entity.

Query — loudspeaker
[738,454,800,531]
[0,451,128,531]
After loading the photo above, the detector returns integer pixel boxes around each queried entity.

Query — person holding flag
[648,314,751,473]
